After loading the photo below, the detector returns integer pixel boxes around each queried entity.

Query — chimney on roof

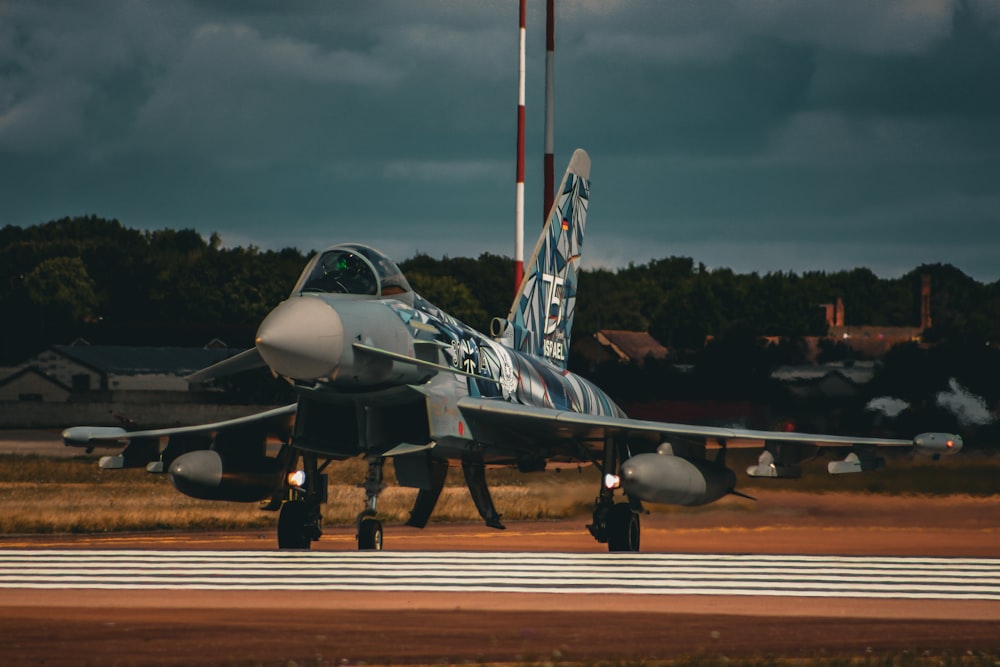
[821,303,835,328]
[835,297,845,327]
[920,274,932,330]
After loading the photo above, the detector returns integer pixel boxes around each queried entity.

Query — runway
[3,549,1000,600]
[1,528,999,665]
[2,491,999,664]
[1,446,998,663]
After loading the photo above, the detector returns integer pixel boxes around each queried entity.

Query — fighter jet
[64,149,962,551]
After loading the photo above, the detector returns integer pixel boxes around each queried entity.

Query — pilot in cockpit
[297,244,412,302]
[303,250,377,295]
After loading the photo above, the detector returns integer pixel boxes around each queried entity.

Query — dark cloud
[1,0,998,281]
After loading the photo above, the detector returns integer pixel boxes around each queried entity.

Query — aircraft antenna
[514,0,527,294]
[543,0,555,224]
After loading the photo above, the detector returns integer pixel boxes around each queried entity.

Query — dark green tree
[23,256,99,323]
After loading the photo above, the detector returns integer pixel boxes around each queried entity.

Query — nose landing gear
[356,455,386,550]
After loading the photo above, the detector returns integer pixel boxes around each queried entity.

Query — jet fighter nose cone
[255,296,344,380]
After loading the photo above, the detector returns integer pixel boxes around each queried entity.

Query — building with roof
[580,330,668,366]
[0,367,73,403]
[0,344,241,400]
[0,343,259,427]
[807,274,932,361]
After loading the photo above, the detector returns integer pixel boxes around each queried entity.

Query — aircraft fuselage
[257,284,623,467]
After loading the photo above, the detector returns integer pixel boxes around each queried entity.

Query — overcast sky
[2,1,999,281]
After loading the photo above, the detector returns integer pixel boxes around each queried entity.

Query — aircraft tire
[358,517,383,551]
[277,500,312,550]
[606,503,640,552]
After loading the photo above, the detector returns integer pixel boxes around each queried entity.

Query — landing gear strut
[462,455,505,530]
[587,436,641,552]
[356,456,385,550]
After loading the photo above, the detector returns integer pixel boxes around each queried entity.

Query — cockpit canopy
[294,243,412,300]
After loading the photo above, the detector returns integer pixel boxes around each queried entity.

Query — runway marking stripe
[3,578,999,597]
[1,550,999,600]
[3,566,998,582]
[1,555,996,577]
[4,566,999,585]
[1,582,998,600]
[3,550,998,566]
[4,570,996,587]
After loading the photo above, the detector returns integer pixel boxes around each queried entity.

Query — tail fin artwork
[492,148,590,370]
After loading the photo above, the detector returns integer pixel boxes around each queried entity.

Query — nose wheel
[357,514,383,550]
[356,456,386,550]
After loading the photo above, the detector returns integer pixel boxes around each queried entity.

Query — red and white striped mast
[513,0,527,292]
[543,0,555,223]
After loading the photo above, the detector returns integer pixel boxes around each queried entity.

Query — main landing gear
[589,495,641,552]
[587,438,641,552]
[277,499,319,549]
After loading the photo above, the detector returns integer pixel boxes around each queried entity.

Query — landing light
[287,470,306,488]
[604,473,620,490]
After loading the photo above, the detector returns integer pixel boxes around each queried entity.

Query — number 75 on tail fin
[492,148,589,370]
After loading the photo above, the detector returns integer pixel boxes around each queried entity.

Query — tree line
[4,216,1000,360]
[3,216,999,446]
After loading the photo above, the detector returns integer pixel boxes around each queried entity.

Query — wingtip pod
[62,426,129,448]
[913,432,963,456]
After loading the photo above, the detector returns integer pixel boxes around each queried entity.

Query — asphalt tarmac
[2,511,999,666]
[1,431,998,664]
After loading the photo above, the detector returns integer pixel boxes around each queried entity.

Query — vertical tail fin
[495,148,590,369]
